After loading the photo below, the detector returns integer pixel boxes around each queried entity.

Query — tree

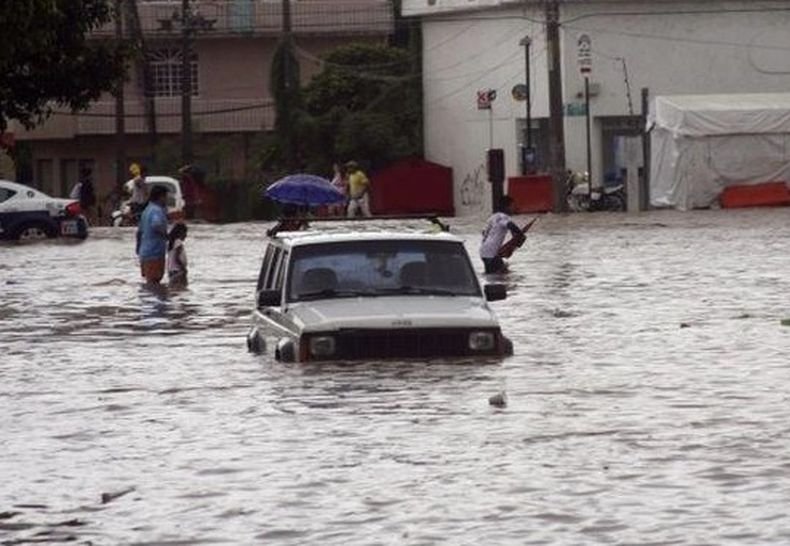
[299,42,422,172]
[0,1,127,133]
[270,37,302,171]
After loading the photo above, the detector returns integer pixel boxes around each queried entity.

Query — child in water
[167,222,188,286]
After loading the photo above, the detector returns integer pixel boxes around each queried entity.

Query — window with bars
[146,48,199,97]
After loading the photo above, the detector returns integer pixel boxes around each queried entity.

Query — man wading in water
[136,185,169,284]
[479,196,525,274]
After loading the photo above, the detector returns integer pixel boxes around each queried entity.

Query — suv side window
[274,251,289,291]
[257,245,275,292]
[265,247,283,290]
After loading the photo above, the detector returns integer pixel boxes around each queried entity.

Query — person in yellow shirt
[345,161,371,217]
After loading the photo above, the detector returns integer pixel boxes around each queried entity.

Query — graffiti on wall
[459,163,485,212]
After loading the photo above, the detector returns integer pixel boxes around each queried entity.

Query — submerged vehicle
[247,221,513,362]
[0,180,88,241]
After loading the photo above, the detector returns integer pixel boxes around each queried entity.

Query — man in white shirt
[479,196,524,274]
[126,163,148,215]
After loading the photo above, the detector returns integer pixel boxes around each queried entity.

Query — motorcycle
[565,170,626,212]
[111,201,143,227]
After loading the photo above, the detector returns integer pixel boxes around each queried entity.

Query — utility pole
[545,0,567,212]
[519,35,532,175]
[281,0,295,169]
[114,0,127,190]
[181,0,193,165]
[641,87,651,210]
[283,0,292,68]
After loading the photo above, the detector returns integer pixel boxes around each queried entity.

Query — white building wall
[406,0,790,215]
[421,9,548,215]
[561,1,790,187]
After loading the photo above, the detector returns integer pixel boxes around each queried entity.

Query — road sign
[477,89,497,110]
[577,34,592,76]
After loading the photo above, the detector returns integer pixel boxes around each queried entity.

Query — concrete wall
[560,0,790,187]
[421,7,548,215]
[411,0,790,215]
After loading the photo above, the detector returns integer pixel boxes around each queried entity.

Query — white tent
[649,93,790,210]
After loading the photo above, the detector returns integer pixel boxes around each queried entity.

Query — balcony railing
[13,98,275,140]
[92,1,394,38]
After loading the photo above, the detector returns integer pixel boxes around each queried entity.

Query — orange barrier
[508,174,553,213]
[720,182,790,209]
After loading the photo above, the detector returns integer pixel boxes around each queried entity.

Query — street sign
[477,89,497,110]
[577,34,592,76]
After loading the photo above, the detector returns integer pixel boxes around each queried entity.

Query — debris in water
[101,487,135,504]
[781,319,790,327]
[680,322,691,328]
[489,392,507,408]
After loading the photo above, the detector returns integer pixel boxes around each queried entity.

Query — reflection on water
[2,210,790,545]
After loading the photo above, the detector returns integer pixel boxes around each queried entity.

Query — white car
[112,175,186,226]
[247,225,512,362]
[0,180,88,241]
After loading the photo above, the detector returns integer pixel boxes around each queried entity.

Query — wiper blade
[389,286,460,296]
[297,288,376,301]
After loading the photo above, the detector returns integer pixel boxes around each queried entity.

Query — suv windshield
[287,240,481,302]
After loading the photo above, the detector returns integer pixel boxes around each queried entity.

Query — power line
[405,2,790,26]
[50,102,273,119]
[562,22,790,53]
[426,42,548,109]
[588,48,634,115]
[561,5,790,25]
[427,25,542,77]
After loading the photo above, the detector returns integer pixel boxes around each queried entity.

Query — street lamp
[519,35,532,174]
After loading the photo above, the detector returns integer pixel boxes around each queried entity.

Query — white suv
[247,225,512,362]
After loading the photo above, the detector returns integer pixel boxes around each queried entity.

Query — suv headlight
[309,335,336,358]
[468,331,496,351]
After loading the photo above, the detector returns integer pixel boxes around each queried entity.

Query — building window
[59,159,94,198]
[35,159,54,195]
[147,48,199,97]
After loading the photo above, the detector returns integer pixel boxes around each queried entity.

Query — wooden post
[546,0,567,212]
[114,0,127,190]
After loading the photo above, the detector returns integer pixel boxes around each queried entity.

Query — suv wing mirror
[257,289,281,308]
[484,283,507,302]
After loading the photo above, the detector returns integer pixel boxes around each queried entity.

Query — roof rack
[266,214,451,237]
[296,213,446,222]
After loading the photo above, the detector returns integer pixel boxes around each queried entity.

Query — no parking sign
[477,89,497,110]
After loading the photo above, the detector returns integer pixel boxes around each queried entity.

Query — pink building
[11,0,394,200]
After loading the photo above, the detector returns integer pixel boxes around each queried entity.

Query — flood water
[2,209,790,545]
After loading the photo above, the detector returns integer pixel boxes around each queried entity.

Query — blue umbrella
[264,174,345,206]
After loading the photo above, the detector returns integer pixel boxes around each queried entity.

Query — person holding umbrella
[267,204,308,237]
[264,173,346,232]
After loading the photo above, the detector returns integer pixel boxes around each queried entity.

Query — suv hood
[287,296,499,331]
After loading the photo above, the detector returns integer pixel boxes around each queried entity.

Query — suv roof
[270,229,463,248]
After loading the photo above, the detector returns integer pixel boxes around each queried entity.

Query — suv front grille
[321,328,500,360]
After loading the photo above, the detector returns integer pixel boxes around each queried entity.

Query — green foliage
[301,42,422,171]
[264,40,421,175]
[0,0,128,132]
[334,112,412,167]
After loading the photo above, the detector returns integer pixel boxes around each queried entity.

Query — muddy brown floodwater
[2,209,790,545]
